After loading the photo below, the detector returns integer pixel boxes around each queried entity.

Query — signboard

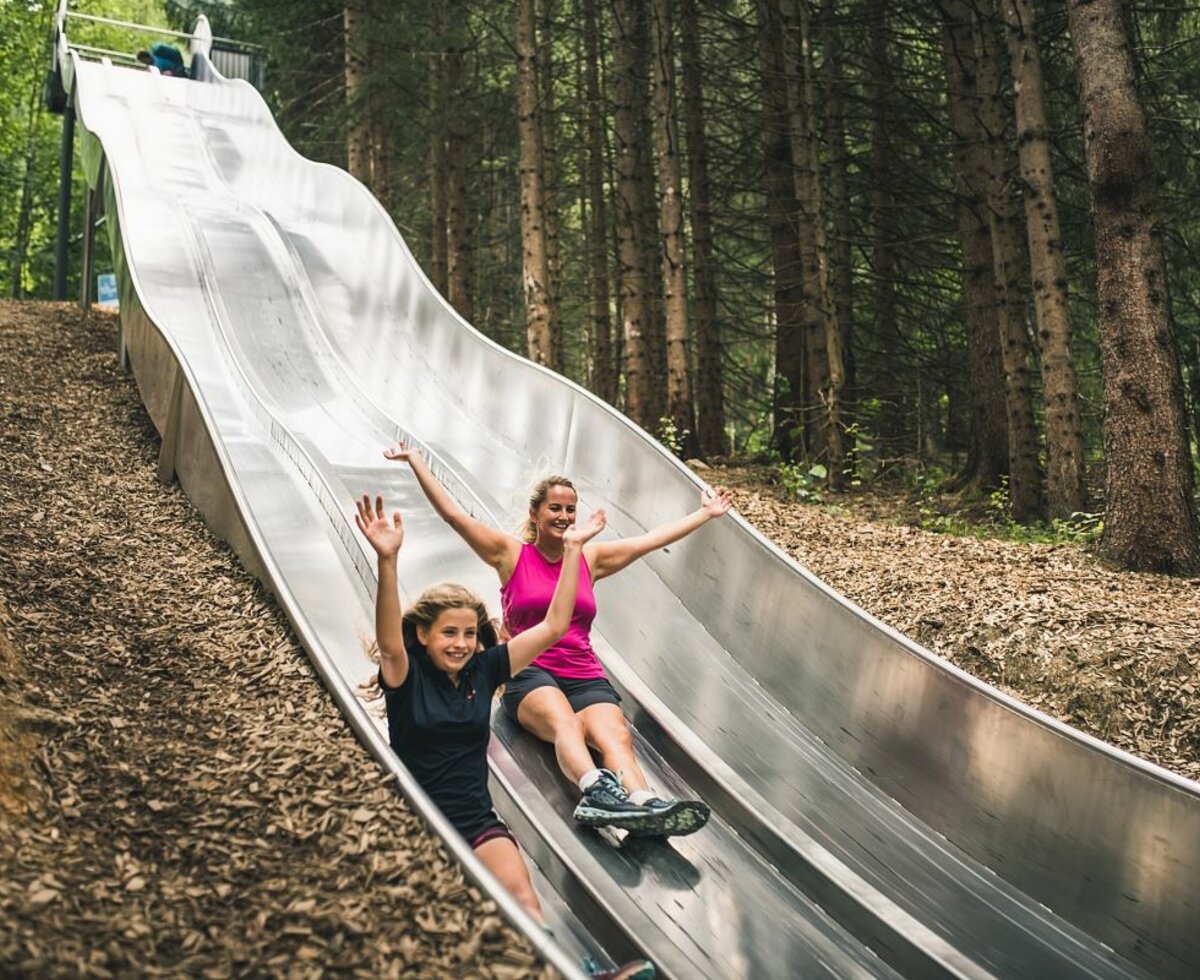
[96,273,118,309]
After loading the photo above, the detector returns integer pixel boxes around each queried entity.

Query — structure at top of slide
[48,6,1200,977]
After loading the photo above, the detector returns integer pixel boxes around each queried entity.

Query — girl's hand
[700,486,733,518]
[563,508,606,547]
[355,494,405,558]
[382,440,419,465]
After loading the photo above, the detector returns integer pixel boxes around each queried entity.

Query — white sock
[628,789,658,806]
[578,768,605,793]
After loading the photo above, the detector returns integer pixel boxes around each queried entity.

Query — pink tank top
[500,542,605,679]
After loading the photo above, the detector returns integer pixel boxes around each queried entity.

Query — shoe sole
[574,800,711,837]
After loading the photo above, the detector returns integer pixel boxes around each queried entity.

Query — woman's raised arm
[354,494,409,689]
[384,442,518,576]
[587,486,732,581]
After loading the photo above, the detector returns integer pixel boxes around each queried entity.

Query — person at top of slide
[354,494,655,980]
[384,442,733,837]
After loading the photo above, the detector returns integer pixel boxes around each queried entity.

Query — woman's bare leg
[578,703,649,794]
[516,687,596,783]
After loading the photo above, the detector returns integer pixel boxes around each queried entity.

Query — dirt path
[0,301,548,979]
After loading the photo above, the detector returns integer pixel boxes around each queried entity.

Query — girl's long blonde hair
[358,583,499,703]
[519,474,576,542]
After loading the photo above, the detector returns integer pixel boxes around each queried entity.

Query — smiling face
[416,606,480,678]
[530,484,578,544]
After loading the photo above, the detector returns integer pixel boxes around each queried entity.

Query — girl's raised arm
[384,442,518,577]
[507,509,607,674]
[355,494,409,688]
[587,486,732,581]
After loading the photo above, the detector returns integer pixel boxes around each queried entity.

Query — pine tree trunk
[10,76,42,298]
[870,0,902,460]
[976,1,1045,520]
[1068,0,1200,574]
[343,3,370,182]
[538,0,563,370]
[517,0,554,367]
[650,0,697,457]
[427,46,448,297]
[941,0,1009,491]
[821,0,855,433]
[611,0,654,426]
[1002,0,1087,518]
[680,0,725,456]
[583,0,616,403]
[757,0,806,462]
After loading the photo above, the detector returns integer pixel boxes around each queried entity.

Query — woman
[384,443,732,837]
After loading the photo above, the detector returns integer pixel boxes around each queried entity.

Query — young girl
[354,495,653,980]
[383,443,732,837]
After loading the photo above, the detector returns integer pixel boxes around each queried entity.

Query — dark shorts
[501,665,622,720]
[468,822,517,850]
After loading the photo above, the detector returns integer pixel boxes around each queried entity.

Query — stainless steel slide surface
[62,47,1199,979]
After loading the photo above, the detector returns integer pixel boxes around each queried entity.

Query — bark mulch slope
[717,468,1200,782]
[0,301,549,979]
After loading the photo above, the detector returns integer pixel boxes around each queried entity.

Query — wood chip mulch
[714,469,1200,782]
[0,301,551,979]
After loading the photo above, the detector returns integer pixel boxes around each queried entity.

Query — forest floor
[2,299,1198,976]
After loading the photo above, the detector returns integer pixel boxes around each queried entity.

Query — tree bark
[611,0,655,426]
[757,0,806,462]
[941,0,1009,492]
[427,44,449,297]
[680,0,725,456]
[538,0,563,369]
[1068,0,1200,573]
[650,0,697,457]
[517,0,554,367]
[445,45,473,324]
[343,3,370,183]
[976,0,1045,520]
[1002,0,1087,518]
[583,0,616,403]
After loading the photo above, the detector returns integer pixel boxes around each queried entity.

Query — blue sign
[97,273,119,309]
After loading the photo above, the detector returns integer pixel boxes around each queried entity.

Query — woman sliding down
[384,442,733,838]
[355,495,654,980]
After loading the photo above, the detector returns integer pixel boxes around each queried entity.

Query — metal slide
[57,25,1200,980]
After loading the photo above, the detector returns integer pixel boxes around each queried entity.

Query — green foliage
[656,415,689,457]
[778,461,826,504]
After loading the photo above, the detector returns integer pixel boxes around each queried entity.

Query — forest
[3,0,1199,574]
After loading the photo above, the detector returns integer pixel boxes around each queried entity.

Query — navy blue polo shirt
[379,643,511,839]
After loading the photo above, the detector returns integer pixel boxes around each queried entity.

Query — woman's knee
[582,708,634,755]
[518,689,585,742]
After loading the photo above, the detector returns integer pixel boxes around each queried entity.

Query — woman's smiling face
[531,484,578,542]
[416,606,480,677]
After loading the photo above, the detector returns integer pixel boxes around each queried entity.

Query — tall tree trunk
[427,45,449,297]
[366,1,392,213]
[611,0,654,426]
[1002,0,1087,518]
[517,0,554,367]
[538,0,563,370]
[445,46,473,323]
[977,0,1045,520]
[792,0,844,485]
[583,0,616,404]
[757,0,806,462]
[1189,335,1200,458]
[870,0,903,460]
[941,0,1009,492]
[821,0,855,434]
[680,0,725,456]
[9,74,42,298]
[1068,0,1200,573]
[650,0,697,457]
[343,3,370,182]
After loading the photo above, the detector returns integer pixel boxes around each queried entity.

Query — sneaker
[573,770,653,830]
[627,797,711,838]
[583,955,657,980]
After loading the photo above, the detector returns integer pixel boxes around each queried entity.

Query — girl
[383,444,732,837]
[355,494,653,980]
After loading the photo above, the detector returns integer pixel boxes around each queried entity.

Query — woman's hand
[355,494,404,559]
[700,486,733,518]
[382,441,419,465]
[563,508,606,548]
